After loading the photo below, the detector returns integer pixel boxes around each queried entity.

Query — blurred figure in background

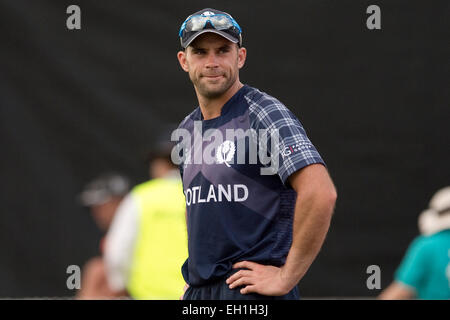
[379,186,450,300]
[104,144,188,299]
[76,173,131,299]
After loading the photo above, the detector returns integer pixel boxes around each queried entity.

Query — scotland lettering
[184,184,249,206]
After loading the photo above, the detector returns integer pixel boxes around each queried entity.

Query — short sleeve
[250,100,325,186]
[394,236,430,291]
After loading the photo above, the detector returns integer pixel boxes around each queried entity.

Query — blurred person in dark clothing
[76,173,131,299]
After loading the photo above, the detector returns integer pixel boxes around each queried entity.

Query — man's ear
[237,47,247,69]
[177,50,189,72]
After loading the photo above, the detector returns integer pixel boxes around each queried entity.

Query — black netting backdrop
[0,0,448,297]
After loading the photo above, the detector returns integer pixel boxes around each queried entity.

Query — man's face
[149,158,173,179]
[90,197,122,231]
[177,33,246,99]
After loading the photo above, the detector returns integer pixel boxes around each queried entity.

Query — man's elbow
[315,186,337,218]
[327,187,337,214]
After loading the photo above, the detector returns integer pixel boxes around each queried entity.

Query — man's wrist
[280,264,303,293]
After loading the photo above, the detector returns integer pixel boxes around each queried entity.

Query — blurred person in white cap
[379,186,450,300]
[76,173,131,299]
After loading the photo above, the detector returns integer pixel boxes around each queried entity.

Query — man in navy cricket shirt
[175,8,337,300]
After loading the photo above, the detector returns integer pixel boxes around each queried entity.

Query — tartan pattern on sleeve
[245,89,325,185]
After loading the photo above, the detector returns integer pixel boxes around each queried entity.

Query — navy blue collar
[194,84,249,122]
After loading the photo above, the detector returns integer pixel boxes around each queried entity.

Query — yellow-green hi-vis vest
[127,178,187,299]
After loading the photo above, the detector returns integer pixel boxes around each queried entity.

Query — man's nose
[205,52,219,68]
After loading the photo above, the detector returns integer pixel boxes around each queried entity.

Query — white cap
[79,173,130,206]
[429,186,450,214]
[418,186,450,235]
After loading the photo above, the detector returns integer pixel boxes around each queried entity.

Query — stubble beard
[191,70,237,100]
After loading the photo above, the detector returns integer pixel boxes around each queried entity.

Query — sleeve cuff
[280,157,326,187]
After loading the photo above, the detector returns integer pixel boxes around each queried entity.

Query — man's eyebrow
[190,46,205,51]
[218,44,231,50]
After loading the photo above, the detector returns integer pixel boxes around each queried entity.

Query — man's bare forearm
[281,188,336,286]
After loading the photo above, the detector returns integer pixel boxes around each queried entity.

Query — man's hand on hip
[226,261,297,296]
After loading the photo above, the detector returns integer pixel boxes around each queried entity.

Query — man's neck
[196,81,244,120]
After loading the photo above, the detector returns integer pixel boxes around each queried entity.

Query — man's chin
[197,83,229,99]
[200,89,226,99]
